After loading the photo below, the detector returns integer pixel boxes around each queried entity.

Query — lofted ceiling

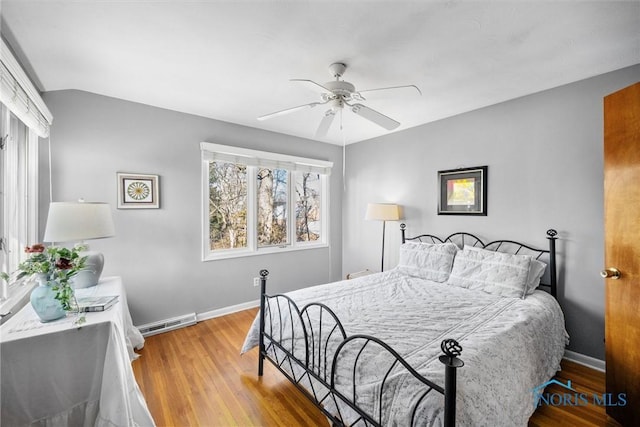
[1,1,639,145]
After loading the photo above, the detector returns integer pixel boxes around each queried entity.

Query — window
[257,167,288,247]
[208,161,248,250]
[0,104,39,285]
[1,37,52,306]
[201,142,332,260]
[295,171,322,243]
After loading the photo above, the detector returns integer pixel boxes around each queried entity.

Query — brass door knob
[600,268,621,279]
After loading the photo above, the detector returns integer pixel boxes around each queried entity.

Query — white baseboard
[563,350,605,372]
[196,299,259,322]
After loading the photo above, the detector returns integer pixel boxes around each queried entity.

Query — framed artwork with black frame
[117,172,160,209]
[438,166,487,215]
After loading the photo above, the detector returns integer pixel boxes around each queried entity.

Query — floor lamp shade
[365,203,401,222]
[365,203,402,272]
[43,202,115,288]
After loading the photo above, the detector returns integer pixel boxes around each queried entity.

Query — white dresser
[0,276,155,427]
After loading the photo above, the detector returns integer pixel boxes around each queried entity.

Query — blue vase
[30,275,66,322]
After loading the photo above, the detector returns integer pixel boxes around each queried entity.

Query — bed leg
[258,269,269,377]
[439,339,464,427]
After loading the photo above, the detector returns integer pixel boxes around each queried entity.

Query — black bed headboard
[399,224,558,298]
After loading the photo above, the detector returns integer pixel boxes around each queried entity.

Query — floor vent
[138,313,197,337]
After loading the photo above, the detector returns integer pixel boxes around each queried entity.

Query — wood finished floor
[132,308,617,427]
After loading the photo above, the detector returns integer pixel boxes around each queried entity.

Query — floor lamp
[365,203,401,272]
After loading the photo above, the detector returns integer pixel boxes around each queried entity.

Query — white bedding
[241,269,568,426]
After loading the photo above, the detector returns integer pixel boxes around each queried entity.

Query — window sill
[1,277,36,324]
[202,243,329,262]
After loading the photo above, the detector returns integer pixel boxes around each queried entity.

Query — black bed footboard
[257,269,464,427]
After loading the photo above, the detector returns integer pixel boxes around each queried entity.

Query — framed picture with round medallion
[117,172,160,209]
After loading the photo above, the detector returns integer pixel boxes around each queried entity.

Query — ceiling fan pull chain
[341,109,346,191]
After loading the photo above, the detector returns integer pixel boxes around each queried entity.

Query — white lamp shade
[43,202,115,243]
[365,203,402,221]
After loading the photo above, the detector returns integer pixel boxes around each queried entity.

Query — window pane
[257,168,288,246]
[295,172,322,242]
[1,108,33,277]
[208,162,247,250]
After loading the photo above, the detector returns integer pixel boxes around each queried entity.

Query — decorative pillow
[463,245,547,296]
[397,242,459,282]
[447,246,532,298]
[525,259,547,295]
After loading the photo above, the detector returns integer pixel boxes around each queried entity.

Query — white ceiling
[2,1,639,145]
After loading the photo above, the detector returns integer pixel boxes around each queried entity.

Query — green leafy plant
[15,244,87,310]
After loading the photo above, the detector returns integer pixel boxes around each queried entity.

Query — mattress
[242,269,568,426]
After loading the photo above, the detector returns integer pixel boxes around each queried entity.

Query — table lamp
[43,200,115,288]
[365,203,402,272]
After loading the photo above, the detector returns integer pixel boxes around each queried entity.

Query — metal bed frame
[257,225,558,426]
[400,224,558,298]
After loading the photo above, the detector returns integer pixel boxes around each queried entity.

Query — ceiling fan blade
[290,79,332,94]
[351,103,400,130]
[257,102,323,121]
[356,84,422,99]
[315,110,336,138]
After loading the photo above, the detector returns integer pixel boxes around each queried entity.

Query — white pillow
[525,259,547,295]
[447,246,532,298]
[397,242,459,282]
[460,245,547,296]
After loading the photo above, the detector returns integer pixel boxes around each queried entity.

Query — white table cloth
[1,276,155,427]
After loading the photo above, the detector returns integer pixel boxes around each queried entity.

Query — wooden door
[604,81,640,426]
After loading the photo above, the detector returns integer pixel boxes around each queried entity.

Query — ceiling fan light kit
[258,62,420,138]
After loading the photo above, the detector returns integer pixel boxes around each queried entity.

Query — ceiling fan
[257,62,421,138]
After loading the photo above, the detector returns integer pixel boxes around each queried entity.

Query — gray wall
[343,64,640,360]
[39,90,343,326]
[38,63,639,359]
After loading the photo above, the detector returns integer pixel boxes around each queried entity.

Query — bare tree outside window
[295,172,321,242]
[202,143,329,259]
[257,168,288,246]
[209,162,247,250]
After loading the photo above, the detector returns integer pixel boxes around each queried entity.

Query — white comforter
[241,269,568,426]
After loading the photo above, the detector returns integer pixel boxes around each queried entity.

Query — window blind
[200,142,333,175]
[0,39,52,138]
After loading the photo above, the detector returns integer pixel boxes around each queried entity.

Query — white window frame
[200,142,332,261]
[1,105,39,303]
[0,36,49,309]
